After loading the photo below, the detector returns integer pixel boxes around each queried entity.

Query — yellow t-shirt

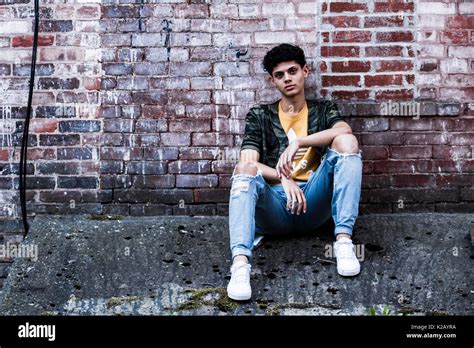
[269,101,320,186]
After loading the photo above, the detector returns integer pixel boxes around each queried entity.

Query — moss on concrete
[106,295,140,308]
[88,214,124,221]
[177,287,238,312]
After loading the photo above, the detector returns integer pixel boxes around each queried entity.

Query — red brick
[361,132,404,145]
[432,146,471,159]
[374,1,414,12]
[331,61,370,73]
[362,175,391,188]
[416,160,460,173]
[376,60,413,72]
[0,149,9,161]
[360,146,389,160]
[321,46,360,57]
[331,90,370,100]
[376,31,414,42]
[323,16,359,28]
[26,148,56,161]
[364,16,405,28]
[390,119,432,131]
[365,46,403,57]
[362,161,373,174]
[12,35,54,47]
[436,174,474,187]
[76,5,100,18]
[330,2,368,12]
[194,188,229,203]
[446,16,474,29]
[373,160,417,174]
[390,146,432,159]
[440,31,469,44]
[322,75,360,87]
[320,61,328,72]
[365,74,403,87]
[321,32,330,43]
[404,133,448,145]
[448,133,474,146]
[392,174,435,187]
[31,119,58,133]
[333,31,371,42]
[433,118,474,131]
[83,77,101,91]
[375,89,414,100]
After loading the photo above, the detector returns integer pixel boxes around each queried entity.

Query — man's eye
[289,69,296,74]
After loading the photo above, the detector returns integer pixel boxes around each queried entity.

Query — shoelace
[232,264,250,283]
[336,242,354,259]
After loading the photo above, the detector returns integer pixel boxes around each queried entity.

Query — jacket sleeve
[325,101,344,129]
[240,107,263,154]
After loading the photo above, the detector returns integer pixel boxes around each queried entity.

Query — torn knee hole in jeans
[230,180,250,197]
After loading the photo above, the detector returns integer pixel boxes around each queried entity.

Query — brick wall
[0,0,472,232]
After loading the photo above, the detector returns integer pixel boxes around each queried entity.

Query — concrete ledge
[0,213,472,315]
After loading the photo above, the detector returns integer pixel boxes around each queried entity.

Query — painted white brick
[213,33,251,47]
[418,15,446,29]
[417,74,441,85]
[448,46,474,58]
[418,44,445,58]
[0,21,30,34]
[238,4,260,17]
[171,33,212,46]
[262,3,294,16]
[440,58,469,74]
[214,62,250,76]
[418,2,456,15]
[255,31,296,44]
[459,2,474,14]
[298,2,318,15]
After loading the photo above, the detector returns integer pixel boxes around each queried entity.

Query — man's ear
[269,75,275,87]
[303,64,309,78]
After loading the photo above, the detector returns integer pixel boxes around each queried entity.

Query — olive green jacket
[240,99,344,168]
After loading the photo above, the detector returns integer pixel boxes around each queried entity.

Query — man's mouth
[285,85,295,90]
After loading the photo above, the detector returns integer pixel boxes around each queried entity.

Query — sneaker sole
[227,290,251,301]
[337,267,361,277]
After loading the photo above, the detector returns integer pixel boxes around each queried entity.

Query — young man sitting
[226,44,363,301]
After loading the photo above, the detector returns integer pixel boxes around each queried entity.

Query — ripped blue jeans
[228,148,362,260]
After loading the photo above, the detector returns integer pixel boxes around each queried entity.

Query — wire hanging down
[19,0,40,235]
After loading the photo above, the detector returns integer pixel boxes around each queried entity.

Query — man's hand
[280,176,307,215]
[276,139,300,179]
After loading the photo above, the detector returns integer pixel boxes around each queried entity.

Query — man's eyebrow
[273,65,298,75]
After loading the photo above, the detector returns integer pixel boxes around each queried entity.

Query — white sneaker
[334,237,360,276]
[227,260,252,301]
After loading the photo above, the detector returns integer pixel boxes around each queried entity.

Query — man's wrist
[295,138,302,148]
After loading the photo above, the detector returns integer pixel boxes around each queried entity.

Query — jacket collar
[266,98,318,143]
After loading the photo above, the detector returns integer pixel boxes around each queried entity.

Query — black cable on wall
[19,0,39,235]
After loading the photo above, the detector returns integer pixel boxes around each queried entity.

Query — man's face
[269,61,309,98]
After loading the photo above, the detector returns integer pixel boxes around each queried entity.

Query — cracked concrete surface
[0,213,472,315]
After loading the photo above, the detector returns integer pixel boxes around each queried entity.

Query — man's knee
[330,134,359,154]
[234,161,258,176]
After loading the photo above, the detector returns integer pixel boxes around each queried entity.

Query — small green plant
[368,304,391,316]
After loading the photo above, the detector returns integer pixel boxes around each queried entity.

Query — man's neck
[280,93,306,115]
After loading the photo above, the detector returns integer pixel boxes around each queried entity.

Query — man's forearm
[298,127,351,148]
[241,160,280,182]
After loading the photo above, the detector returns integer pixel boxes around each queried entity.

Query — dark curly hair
[262,44,307,76]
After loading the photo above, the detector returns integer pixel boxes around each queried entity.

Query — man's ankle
[336,233,352,241]
[233,255,249,264]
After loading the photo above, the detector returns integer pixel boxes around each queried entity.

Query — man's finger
[291,191,297,214]
[296,190,303,215]
[302,191,307,213]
